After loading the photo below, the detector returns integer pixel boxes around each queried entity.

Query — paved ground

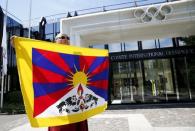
[1,103,195,131]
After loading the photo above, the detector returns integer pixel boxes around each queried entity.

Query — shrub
[4,91,23,103]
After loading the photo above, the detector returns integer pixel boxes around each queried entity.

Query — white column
[70,33,85,47]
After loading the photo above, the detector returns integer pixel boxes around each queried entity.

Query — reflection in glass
[142,40,156,49]
[110,56,194,104]
[108,43,122,52]
[187,57,195,99]
[31,26,39,32]
[111,61,143,104]
[178,39,186,46]
[46,23,54,34]
[56,22,60,33]
[159,38,173,48]
[92,44,105,49]
[125,41,138,51]
[174,57,191,101]
[144,59,175,102]
[178,36,195,46]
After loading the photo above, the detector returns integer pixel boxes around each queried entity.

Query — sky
[0,0,132,22]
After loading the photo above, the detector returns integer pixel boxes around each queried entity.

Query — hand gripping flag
[13,37,109,127]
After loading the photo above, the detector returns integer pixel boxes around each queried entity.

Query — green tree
[180,36,195,45]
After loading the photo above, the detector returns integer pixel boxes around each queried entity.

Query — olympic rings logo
[134,4,172,23]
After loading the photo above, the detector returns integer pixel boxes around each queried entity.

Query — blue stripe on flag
[32,49,68,76]
[33,82,70,97]
[60,53,80,73]
[87,57,106,74]
[90,68,108,82]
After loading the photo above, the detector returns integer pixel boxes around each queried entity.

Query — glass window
[138,0,167,6]
[92,44,105,49]
[55,22,60,33]
[159,38,173,48]
[178,39,186,46]
[144,59,174,102]
[31,26,39,32]
[187,57,195,99]
[125,41,138,51]
[45,23,54,34]
[142,40,157,49]
[111,61,143,104]
[108,43,122,52]
[174,57,192,101]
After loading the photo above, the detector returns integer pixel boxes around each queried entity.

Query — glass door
[111,61,143,104]
[127,61,144,103]
[143,59,175,102]
[111,62,130,104]
[174,57,192,101]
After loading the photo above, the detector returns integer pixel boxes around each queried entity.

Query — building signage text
[110,47,195,61]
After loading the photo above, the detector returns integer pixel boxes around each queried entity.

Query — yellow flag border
[14,37,108,127]
[14,37,108,57]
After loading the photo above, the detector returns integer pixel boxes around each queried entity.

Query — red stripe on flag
[33,65,69,83]
[36,49,71,73]
[79,56,96,73]
[88,80,108,90]
[90,59,109,77]
[33,86,72,117]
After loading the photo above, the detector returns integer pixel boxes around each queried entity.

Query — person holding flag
[48,33,88,131]
[10,32,108,129]
[10,33,89,131]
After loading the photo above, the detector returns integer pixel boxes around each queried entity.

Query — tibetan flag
[13,37,109,127]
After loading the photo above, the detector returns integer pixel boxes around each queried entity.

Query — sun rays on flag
[67,64,91,88]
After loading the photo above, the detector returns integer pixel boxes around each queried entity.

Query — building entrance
[110,45,195,104]
[111,61,143,104]
[111,58,175,104]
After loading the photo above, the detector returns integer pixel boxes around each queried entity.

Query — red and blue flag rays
[32,48,76,117]
[79,56,109,101]
[32,48,108,117]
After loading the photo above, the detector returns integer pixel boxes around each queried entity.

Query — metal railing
[68,0,167,16]
[23,0,168,27]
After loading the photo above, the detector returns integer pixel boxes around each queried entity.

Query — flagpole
[0,0,8,109]
[28,0,32,38]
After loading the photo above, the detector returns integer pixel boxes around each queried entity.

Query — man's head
[55,33,70,45]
